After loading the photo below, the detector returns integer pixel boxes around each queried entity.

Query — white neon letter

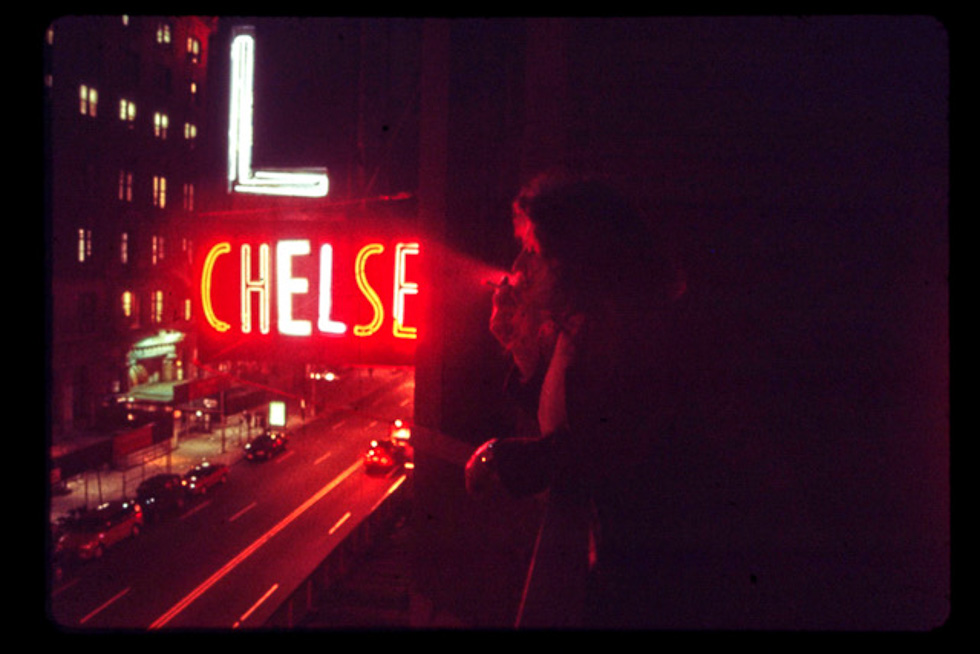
[393,242,419,339]
[241,243,270,334]
[277,240,312,337]
[317,243,347,335]
[228,28,329,198]
[228,30,253,190]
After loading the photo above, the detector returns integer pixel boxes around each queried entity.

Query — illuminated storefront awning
[128,330,186,361]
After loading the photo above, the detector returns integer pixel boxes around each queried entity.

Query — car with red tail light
[55,500,143,561]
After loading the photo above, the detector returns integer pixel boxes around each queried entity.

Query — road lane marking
[313,451,332,466]
[331,419,347,430]
[228,501,257,523]
[149,459,363,629]
[275,450,296,464]
[371,474,408,513]
[233,583,279,629]
[179,499,212,520]
[399,397,412,407]
[79,586,130,625]
[51,577,80,598]
[328,511,352,536]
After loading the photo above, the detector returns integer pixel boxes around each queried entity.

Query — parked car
[136,473,187,518]
[183,462,229,495]
[245,430,288,462]
[55,500,143,561]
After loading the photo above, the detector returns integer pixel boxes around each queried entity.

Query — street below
[49,370,415,630]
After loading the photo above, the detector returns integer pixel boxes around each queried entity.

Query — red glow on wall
[195,224,421,365]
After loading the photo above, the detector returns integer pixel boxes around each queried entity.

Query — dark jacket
[494,292,691,627]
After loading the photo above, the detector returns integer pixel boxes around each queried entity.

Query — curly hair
[512,171,676,315]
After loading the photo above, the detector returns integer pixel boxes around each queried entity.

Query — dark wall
[413,16,949,629]
[557,14,949,553]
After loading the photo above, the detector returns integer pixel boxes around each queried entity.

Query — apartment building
[45,16,219,440]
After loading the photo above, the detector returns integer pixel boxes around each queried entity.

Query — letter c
[201,242,232,332]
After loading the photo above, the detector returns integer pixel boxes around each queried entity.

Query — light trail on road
[149,460,362,629]
[233,583,279,629]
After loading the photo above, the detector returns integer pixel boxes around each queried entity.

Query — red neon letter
[201,242,231,333]
[317,243,347,335]
[241,243,271,334]
[276,240,312,337]
[353,243,385,337]
[393,242,419,339]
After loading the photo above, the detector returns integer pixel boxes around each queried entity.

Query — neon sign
[206,27,418,364]
[196,231,420,363]
[228,27,329,198]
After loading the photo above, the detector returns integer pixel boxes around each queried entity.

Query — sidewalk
[48,406,312,529]
[49,368,414,530]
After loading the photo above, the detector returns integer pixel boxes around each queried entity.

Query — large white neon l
[228,27,329,198]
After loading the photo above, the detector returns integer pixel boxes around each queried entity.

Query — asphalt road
[49,372,415,631]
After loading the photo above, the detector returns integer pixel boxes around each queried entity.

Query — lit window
[151,290,164,323]
[182,182,195,211]
[153,175,167,208]
[46,26,54,45]
[153,112,169,139]
[120,232,129,264]
[122,15,129,27]
[119,98,136,125]
[77,228,92,262]
[183,122,197,141]
[184,298,192,321]
[122,290,133,317]
[118,170,133,202]
[187,37,201,64]
[152,235,165,265]
[156,22,171,44]
[79,85,97,117]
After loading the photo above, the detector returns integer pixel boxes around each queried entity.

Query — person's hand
[465,439,500,497]
[489,275,520,345]
[489,273,549,381]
